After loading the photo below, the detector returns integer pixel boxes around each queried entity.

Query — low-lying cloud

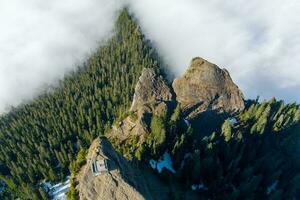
[128,0,300,102]
[0,0,123,112]
[0,0,299,113]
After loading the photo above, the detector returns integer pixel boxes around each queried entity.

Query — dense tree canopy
[0,9,160,199]
[168,99,300,199]
[0,8,299,200]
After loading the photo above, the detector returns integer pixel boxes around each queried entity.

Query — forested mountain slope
[106,56,300,200]
[169,99,300,199]
[0,8,299,200]
[0,9,161,199]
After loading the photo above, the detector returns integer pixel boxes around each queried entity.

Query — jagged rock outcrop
[130,68,173,112]
[172,57,244,119]
[110,68,173,141]
[77,138,170,200]
[77,58,245,200]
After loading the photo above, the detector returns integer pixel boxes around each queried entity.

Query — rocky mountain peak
[77,58,246,200]
[109,68,174,143]
[130,68,173,112]
[172,57,244,118]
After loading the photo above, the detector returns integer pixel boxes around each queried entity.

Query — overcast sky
[0,0,299,112]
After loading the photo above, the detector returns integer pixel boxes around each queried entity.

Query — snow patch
[157,152,176,173]
[41,176,70,200]
[149,152,176,174]
[228,117,237,126]
[0,180,5,194]
[180,153,192,169]
[191,184,198,191]
[202,136,210,142]
[266,180,278,195]
[184,118,190,127]
[149,159,157,169]
[191,183,208,191]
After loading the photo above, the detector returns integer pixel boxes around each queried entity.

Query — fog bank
[0,0,299,113]
[0,0,123,112]
[128,0,300,102]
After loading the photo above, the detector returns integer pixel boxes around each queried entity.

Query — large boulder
[172,57,244,119]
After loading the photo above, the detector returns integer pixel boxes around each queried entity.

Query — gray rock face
[77,138,171,200]
[77,138,147,200]
[110,68,173,142]
[172,57,244,118]
[77,58,245,200]
[130,68,173,113]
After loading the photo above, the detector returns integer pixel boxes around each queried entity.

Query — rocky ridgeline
[77,138,171,200]
[77,57,245,200]
[110,57,244,141]
[77,138,146,200]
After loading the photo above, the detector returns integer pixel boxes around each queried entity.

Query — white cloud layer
[128,0,300,102]
[0,0,123,112]
[0,0,299,112]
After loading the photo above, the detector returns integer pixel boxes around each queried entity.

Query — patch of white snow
[0,180,5,194]
[157,152,176,173]
[191,183,208,191]
[228,118,237,126]
[149,151,176,174]
[191,184,198,191]
[267,180,278,195]
[149,159,157,169]
[184,118,190,127]
[41,176,70,200]
[180,153,192,169]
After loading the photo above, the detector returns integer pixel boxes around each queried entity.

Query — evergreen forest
[0,10,160,199]
[0,9,299,200]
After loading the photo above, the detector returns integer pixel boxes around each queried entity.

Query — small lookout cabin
[91,158,108,176]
